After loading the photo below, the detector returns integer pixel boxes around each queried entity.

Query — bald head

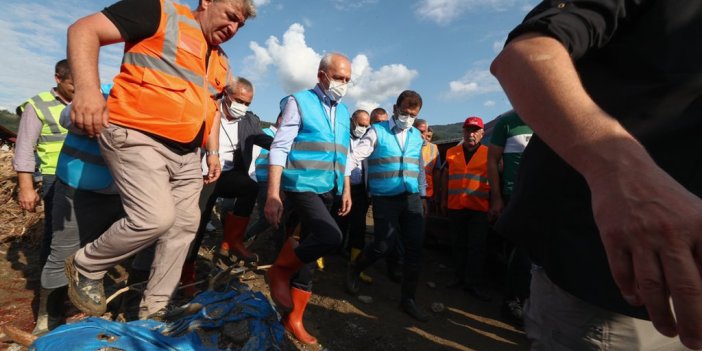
[317,53,351,91]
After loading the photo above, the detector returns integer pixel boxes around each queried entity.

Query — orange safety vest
[421,142,439,197]
[107,0,231,144]
[446,144,490,212]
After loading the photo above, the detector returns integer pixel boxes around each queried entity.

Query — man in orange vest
[415,119,441,201]
[63,0,256,320]
[441,116,492,302]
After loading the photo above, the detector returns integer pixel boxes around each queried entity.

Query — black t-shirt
[498,0,702,318]
[103,0,206,153]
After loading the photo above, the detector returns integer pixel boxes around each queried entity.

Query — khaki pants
[73,125,202,314]
[525,268,689,351]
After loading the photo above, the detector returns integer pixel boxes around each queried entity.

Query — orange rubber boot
[282,287,318,345]
[222,213,258,263]
[265,238,304,313]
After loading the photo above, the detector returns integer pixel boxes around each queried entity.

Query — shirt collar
[313,84,336,107]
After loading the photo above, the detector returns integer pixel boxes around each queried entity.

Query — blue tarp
[30,285,287,351]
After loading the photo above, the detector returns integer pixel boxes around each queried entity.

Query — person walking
[264,53,352,345]
[64,0,256,319]
[345,90,431,322]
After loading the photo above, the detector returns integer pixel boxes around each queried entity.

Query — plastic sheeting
[30,285,287,351]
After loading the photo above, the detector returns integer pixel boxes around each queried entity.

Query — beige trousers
[73,125,202,314]
[525,268,689,351]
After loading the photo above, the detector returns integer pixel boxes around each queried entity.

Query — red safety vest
[107,0,230,144]
[446,144,490,212]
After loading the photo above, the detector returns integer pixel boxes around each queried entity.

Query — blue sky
[0,0,536,125]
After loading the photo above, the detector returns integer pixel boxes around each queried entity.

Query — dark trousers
[40,175,57,268]
[286,191,343,263]
[42,180,124,289]
[449,208,488,286]
[358,193,425,300]
[186,169,258,262]
[333,184,369,252]
[287,191,342,291]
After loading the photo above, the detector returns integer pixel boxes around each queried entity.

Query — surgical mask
[228,100,248,118]
[326,79,347,102]
[394,114,416,130]
[352,125,368,138]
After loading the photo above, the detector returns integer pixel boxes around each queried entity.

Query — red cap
[463,116,484,129]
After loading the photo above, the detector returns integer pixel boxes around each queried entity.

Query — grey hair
[225,76,254,95]
[318,52,348,71]
[212,0,257,18]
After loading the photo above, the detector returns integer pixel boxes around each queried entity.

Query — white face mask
[394,114,416,130]
[326,79,348,102]
[352,125,368,138]
[227,100,248,118]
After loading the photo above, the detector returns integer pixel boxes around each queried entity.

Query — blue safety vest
[254,127,276,183]
[281,90,350,195]
[367,121,423,196]
[55,133,114,191]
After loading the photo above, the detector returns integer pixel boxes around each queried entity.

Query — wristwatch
[205,150,219,156]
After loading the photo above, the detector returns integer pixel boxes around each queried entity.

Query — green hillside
[429,122,463,142]
[0,110,19,133]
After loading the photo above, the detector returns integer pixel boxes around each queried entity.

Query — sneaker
[64,255,106,316]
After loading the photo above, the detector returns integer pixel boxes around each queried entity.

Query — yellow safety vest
[18,91,68,175]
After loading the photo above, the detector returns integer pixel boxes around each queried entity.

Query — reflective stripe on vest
[56,132,114,191]
[281,90,350,195]
[107,0,229,144]
[255,127,275,183]
[367,122,423,196]
[19,92,67,175]
[446,144,490,212]
[421,143,438,197]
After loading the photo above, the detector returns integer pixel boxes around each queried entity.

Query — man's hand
[488,196,504,224]
[265,194,284,229]
[18,187,40,212]
[339,189,352,216]
[590,162,702,347]
[71,88,109,137]
[203,154,221,184]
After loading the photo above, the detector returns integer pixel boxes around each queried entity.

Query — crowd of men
[11,0,702,350]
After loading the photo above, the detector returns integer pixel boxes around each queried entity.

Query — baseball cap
[463,116,484,129]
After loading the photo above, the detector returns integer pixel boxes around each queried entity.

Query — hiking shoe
[64,255,106,316]
[501,298,524,325]
[400,299,430,323]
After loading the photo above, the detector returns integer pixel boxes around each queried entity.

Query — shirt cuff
[268,152,288,168]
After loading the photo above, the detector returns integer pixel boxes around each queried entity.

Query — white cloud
[253,0,270,6]
[347,55,418,112]
[0,2,122,110]
[243,23,418,111]
[415,0,529,25]
[483,100,496,107]
[448,68,501,97]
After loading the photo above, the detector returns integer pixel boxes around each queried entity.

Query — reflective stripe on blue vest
[281,90,350,195]
[367,121,423,196]
[255,127,275,183]
[56,132,114,191]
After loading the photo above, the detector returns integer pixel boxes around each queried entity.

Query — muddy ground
[0,149,529,351]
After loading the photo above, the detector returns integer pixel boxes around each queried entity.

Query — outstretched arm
[492,33,702,348]
[67,12,123,137]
